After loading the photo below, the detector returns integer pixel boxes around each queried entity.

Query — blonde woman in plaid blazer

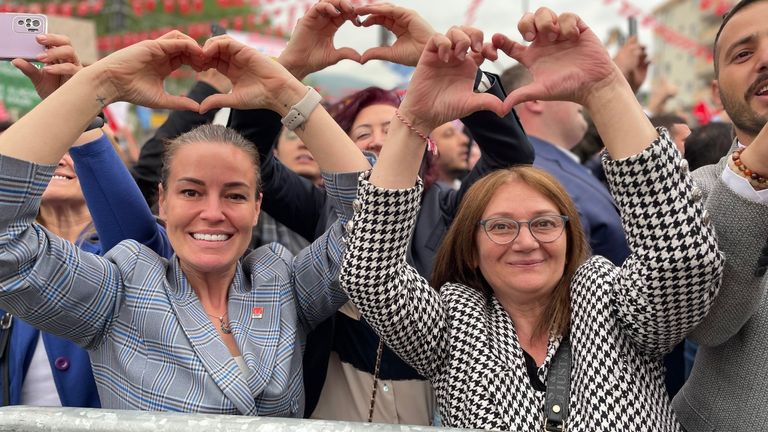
[0,32,371,415]
[339,14,723,431]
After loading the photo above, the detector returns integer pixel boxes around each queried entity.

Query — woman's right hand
[12,33,81,100]
[95,31,206,111]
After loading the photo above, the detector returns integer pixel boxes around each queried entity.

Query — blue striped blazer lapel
[166,259,257,415]
[229,264,280,400]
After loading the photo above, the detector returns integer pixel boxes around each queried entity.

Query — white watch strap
[281,86,322,131]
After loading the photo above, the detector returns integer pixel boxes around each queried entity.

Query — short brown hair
[500,64,533,95]
[431,166,590,338]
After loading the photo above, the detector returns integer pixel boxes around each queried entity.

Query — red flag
[178,0,190,15]
[76,1,90,16]
[132,0,144,16]
[233,16,244,31]
[693,100,712,125]
[715,0,730,16]
[91,0,105,14]
[60,2,74,16]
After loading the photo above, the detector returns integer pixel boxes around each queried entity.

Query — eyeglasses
[478,215,569,245]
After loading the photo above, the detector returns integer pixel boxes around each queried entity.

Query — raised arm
[494,9,722,354]
[227,0,363,240]
[71,134,172,258]
[0,32,206,348]
[17,34,173,258]
[340,28,505,377]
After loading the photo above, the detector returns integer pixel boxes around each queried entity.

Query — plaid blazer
[0,154,358,415]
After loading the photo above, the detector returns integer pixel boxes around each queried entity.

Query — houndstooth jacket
[339,133,723,431]
[0,154,358,415]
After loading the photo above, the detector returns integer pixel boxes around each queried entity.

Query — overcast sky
[291,0,669,86]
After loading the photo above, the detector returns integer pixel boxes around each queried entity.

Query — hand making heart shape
[86,3,627,129]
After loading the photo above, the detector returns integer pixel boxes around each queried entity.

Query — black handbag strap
[544,334,571,432]
[0,312,13,407]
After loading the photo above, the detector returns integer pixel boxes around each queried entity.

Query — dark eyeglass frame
[478,215,570,245]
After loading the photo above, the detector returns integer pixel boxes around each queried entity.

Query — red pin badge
[251,307,264,319]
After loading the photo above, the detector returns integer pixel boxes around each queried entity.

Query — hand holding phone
[0,13,48,61]
[12,33,82,100]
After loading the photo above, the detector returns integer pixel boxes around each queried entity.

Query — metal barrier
[0,406,468,432]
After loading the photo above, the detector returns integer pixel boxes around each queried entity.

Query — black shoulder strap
[544,334,571,432]
[0,312,13,407]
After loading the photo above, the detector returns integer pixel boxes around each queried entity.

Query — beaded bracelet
[394,110,438,156]
[732,148,768,189]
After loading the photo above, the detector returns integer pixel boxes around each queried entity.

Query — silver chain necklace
[206,312,232,334]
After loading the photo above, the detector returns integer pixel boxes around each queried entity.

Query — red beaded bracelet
[732,148,768,188]
[394,110,438,156]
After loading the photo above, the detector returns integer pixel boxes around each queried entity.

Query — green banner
[0,61,40,120]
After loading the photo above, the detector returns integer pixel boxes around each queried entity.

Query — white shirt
[20,334,62,406]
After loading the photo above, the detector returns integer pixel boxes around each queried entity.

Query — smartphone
[0,13,47,61]
[628,16,638,39]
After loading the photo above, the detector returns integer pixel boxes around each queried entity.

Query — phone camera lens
[32,19,40,27]
[17,20,23,25]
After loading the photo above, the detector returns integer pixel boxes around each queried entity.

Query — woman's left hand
[12,34,82,100]
[397,26,505,134]
[200,35,306,114]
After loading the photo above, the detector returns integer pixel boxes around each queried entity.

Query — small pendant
[220,318,232,334]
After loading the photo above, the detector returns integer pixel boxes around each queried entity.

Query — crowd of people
[0,0,766,430]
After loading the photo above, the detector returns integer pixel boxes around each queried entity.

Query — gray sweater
[673,146,768,431]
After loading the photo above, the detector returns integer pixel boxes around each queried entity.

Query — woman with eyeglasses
[339,10,723,432]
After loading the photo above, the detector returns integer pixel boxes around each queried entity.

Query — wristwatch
[281,86,322,131]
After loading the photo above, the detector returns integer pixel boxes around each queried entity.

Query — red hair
[327,87,439,195]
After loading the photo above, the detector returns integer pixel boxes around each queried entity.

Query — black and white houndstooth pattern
[339,131,723,431]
